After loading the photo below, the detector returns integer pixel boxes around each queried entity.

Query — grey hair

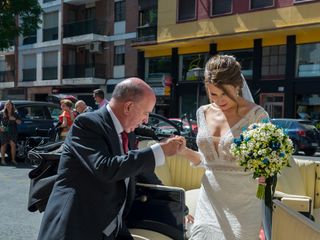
[112,80,145,102]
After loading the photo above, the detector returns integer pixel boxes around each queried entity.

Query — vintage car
[27,114,320,239]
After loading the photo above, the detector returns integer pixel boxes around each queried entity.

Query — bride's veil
[241,74,255,103]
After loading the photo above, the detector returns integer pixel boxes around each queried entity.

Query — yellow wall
[158,1,320,44]
[140,1,320,57]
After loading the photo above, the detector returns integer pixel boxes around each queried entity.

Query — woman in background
[0,100,21,165]
[58,99,76,140]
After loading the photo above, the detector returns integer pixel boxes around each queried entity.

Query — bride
[180,55,269,239]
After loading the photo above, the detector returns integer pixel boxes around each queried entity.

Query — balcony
[135,25,157,43]
[0,70,15,82]
[43,67,58,80]
[63,63,106,79]
[63,19,106,38]
[22,68,36,82]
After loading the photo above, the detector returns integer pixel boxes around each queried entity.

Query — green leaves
[0,0,42,50]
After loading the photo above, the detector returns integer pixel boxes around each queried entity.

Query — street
[0,163,42,240]
[1,152,320,240]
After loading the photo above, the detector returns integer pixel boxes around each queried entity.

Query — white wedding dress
[190,104,269,240]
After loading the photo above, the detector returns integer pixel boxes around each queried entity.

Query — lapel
[96,106,122,155]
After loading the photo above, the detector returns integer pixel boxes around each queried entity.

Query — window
[115,1,126,22]
[147,57,171,79]
[85,7,95,19]
[180,53,209,81]
[114,45,125,65]
[296,43,320,77]
[260,93,284,118]
[23,54,36,81]
[43,51,58,80]
[211,0,232,16]
[220,49,254,79]
[250,0,274,9]
[262,45,286,79]
[19,106,46,120]
[23,29,37,45]
[178,0,196,21]
[43,11,59,41]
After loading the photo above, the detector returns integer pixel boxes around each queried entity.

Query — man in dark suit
[37,78,184,240]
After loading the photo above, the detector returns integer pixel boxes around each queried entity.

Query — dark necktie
[121,131,129,154]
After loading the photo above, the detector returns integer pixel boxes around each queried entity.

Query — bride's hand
[258,176,266,185]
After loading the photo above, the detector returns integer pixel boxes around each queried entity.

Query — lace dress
[190,104,269,240]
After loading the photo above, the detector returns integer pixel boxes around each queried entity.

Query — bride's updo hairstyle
[204,55,243,102]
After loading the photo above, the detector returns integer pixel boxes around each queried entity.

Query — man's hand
[160,136,184,156]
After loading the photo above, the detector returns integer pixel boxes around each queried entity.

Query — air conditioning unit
[88,42,102,53]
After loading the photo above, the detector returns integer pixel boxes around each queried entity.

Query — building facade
[0,0,138,106]
[133,0,320,120]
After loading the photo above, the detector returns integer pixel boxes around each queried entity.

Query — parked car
[270,118,320,156]
[0,100,61,159]
[169,118,198,135]
[136,113,197,150]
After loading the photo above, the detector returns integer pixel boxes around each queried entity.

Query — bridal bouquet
[230,122,294,199]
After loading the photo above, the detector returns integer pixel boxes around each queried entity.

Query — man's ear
[124,101,134,114]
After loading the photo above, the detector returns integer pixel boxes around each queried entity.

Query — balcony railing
[135,25,157,42]
[43,27,58,42]
[0,70,15,82]
[63,63,106,79]
[43,67,58,80]
[22,68,36,82]
[63,19,106,38]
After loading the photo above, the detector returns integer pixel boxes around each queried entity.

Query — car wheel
[304,149,316,156]
[16,140,26,159]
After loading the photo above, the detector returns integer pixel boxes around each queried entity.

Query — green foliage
[0,0,42,50]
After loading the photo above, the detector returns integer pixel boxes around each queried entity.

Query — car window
[48,106,61,120]
[17,106,46,120]
[299,122,318,131]
[271,120,286,128]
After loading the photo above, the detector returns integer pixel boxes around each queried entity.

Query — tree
[0,0,42,50]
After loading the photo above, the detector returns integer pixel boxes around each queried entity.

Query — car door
[16,105,56,138]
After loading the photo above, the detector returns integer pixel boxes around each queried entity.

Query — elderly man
[37,77,184,240]
[75,100,93,114]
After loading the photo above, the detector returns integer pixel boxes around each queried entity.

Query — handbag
[27,141,63,212]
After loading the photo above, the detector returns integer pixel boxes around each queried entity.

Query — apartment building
[0,0,138,106]
[133,0,320,119]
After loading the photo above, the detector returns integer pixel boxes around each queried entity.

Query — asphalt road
[1,153,319,240]
[0,163,42,240]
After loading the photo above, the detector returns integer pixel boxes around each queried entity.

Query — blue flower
[279,152,285,157]
[240,134,244,141]
[244,136,251,142]
[269,141,280,150]
[233,138,242,146]
[262,158,269,164]
[261,118,269,123]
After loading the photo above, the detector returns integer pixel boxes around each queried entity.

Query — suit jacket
[37,106,155,240]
